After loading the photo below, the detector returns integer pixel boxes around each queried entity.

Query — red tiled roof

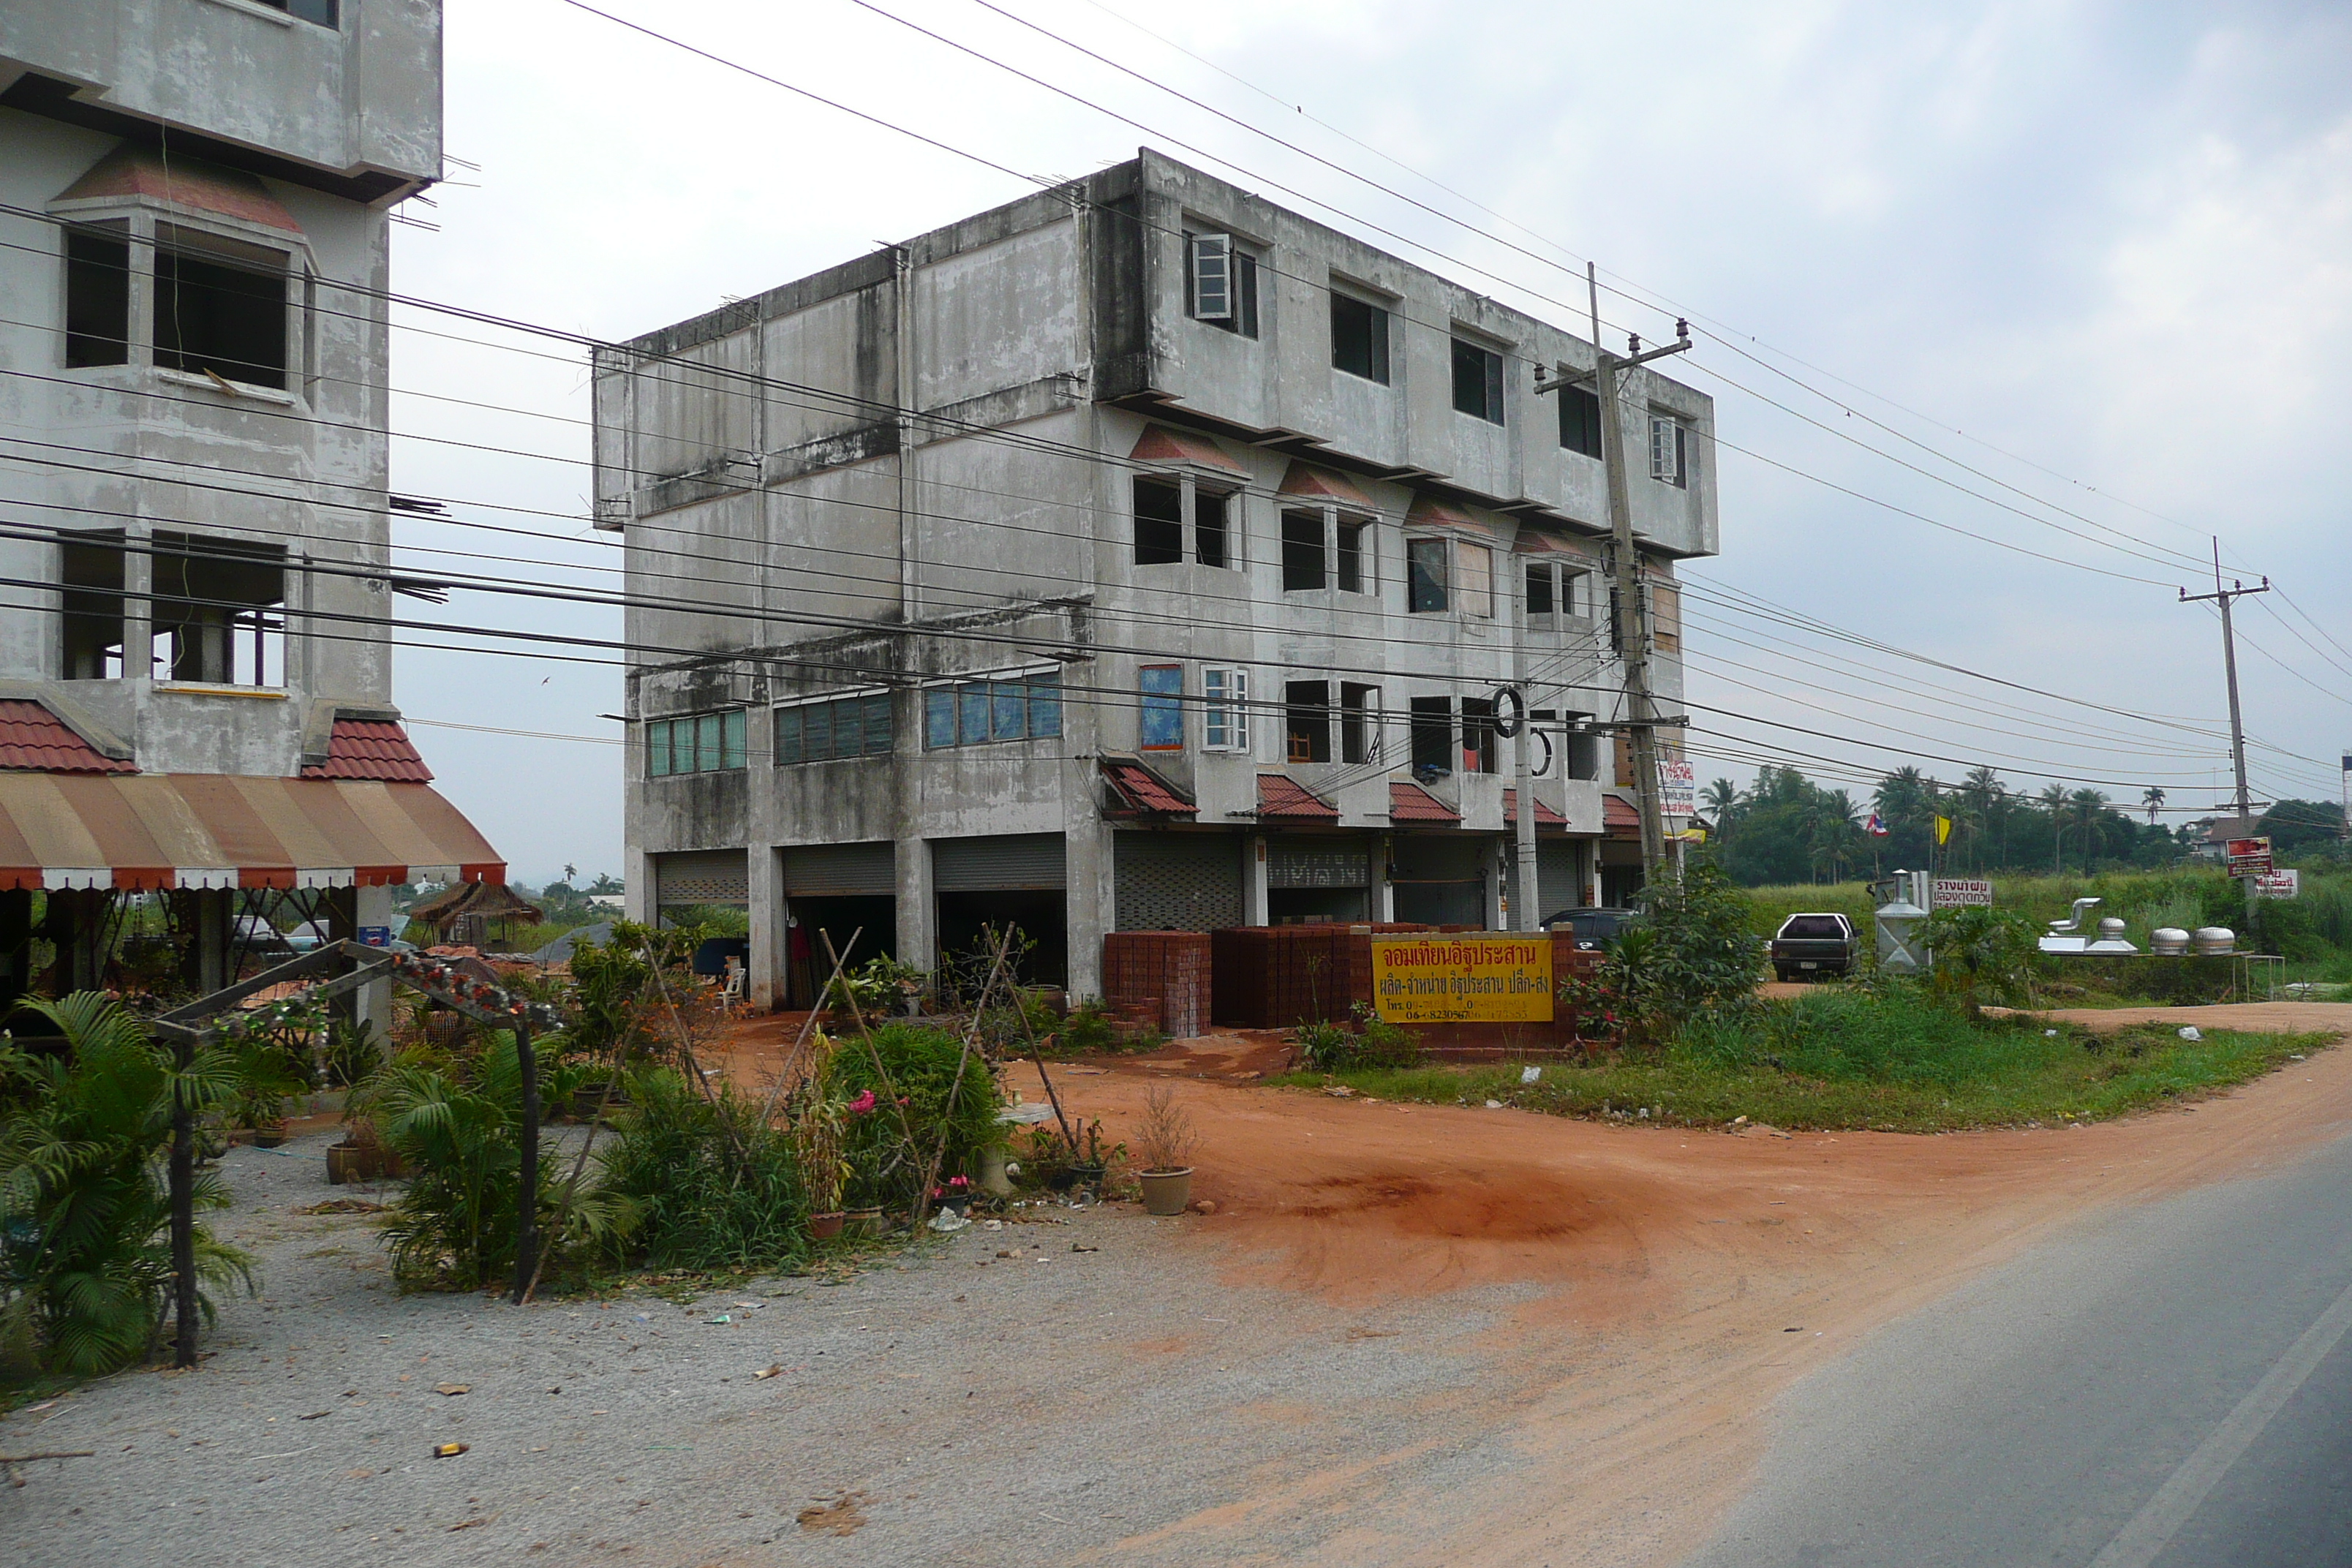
[1388,780,1459,823]
[1101,758,1195,818]
[1258,774,1339,822]
[301,719,433,783]
[1277,461,1376,510]
[1501,788,1569,829]
[1130,426,1247,474]
[58,143,303,235]
[0,701,135,774]
[1604,795,1641,837]
[1405,493,1505,538]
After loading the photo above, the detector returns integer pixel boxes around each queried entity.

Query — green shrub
[596,1067,807,1270]
[1922,905,2038,1014]
[0,993,253,1376]
[824,1024,1002,1205]
[1295,1008,1423,1071]
[1610,864,1766,1042]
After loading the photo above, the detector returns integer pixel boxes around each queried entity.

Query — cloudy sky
[386,0,2352,883]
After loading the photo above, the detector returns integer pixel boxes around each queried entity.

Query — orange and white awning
[0,774,503,892]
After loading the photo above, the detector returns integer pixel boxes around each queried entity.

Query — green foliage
[824,1024,1003,1205]
[1922,905,2039,1013]
[1616,863,1766,1036]
[0,993,254,1377]
[1295,1006,1423,1071]
[826,956,928,1022]
[564,937,655,1061]
[363,1036,633,1292]
[595,1067,808,1271]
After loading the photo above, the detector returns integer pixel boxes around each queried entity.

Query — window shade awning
[0,774,503,891]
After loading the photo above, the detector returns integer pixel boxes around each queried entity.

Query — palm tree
[1961,766,2005,873]
[2142,786,2166,826]
[1812,790,1863,882]
[2069,788,2108,875]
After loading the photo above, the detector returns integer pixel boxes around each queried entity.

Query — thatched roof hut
[409,881,543,950]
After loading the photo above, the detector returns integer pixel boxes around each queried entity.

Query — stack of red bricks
[1100,931,1211,1039]
[1207,924,1438,1028]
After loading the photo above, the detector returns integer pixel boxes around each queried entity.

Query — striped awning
[0,774,504,891]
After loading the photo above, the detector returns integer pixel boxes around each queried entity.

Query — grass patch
[1274,989,2336,1132]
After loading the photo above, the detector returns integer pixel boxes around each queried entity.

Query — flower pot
[843,1206,883,1238]
[325,1142,382,1185]
[571,1084,611,1123]
[252,1123,290,1150]
[1139,1168,1194,1216]
[1056,1161,1106,1193]
[224,1128,257,1148]
[809,1211,845,1240]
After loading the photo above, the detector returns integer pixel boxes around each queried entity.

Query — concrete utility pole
[1534,264,1690,883]
[2179,539,2269,920]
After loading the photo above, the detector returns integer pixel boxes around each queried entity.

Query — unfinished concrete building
[0,1,502,1019]
[596,150,1716,1007]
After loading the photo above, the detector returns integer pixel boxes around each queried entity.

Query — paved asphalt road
[1685,1130,2352,1568]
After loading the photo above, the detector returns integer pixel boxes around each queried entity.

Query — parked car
[1771,913,1858,981]
[1542,907,1640,951]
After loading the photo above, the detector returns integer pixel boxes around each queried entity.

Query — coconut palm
[2142,785,2166,826]
[2039,783,2070,873]
[2069,788,2108,874]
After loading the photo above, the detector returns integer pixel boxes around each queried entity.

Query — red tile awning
[1604,795,1642,838]
[1101,758,1195,818]
[1388,780,1459,823]
[1501,788,1569,829]
[1258,774,1339,822]
[1277,461,1376,510]
[1131,426,1247,475]
[58,143,304,235]
[301,719,434,783]
[0,701,135,775]
[0,774,504,891]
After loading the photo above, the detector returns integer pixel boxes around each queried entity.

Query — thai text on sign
[1931,878,1993,909]
[1369,935,1554,1023]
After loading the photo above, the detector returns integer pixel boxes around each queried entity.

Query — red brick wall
[1101,931,1212,1039]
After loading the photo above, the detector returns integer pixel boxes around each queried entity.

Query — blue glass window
[1139,666,1183,750]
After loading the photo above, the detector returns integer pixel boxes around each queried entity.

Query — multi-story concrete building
[597,151,1716,1009]
[0,2,503,1014]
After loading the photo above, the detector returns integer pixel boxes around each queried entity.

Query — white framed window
[1525,559,1588,622]
[1202,666,1250,752]
[1187,230,1259,337]
[1649,415,1688,487]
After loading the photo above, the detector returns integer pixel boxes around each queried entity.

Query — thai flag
[1866,813,1890,837]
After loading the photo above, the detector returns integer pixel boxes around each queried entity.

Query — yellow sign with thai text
[1369,935,1554,1024]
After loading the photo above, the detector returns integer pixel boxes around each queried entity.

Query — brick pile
[1101,930,1212,1039]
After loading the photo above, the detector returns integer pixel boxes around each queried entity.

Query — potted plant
[326,1115,385,1184]
[794,1095,848,1240]
[1134,1085,1197,1216]
[1058,1118,1116,1193]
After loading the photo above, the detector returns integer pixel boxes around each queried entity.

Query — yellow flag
[1934,814,1953,846]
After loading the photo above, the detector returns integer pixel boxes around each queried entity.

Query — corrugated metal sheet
[655,848,750,905]
[0,773,501,889]
[1268,840,1369,889]
[301,720,433,783]
[0,701,135,775]
[931,833,1066,892]
[783,842,895,897]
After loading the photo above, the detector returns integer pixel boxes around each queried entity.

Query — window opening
[777,693,892,765]
[1650,415,1687,486]
[1456,542,1494,618]
[646,710,747,777]
[1203,667,1249,751]
[1284,680,1333,764]
[1558,385,1604,459]
[1409,697,1453,778]
[1194,488,1232,568]
[1651,581,1683,651]
[1138,666,1184,750]
[1340,683,1382,765]
[1461,698,1499,775]
[254,0,339,24]
[1530,709,1558,777]
[64,226,129,369]
[151,532,284,686]
[1330,291,1390,382]
[1526,562,1553,617]
[154,240,287,390]
[1335,519,1369,593]
[922,673,1060,749]
[1565,715,1600,782]
[59,530,127,679]
[1406,538,1448,613]
[1133,476,1184,565]
[1187,231,1258,337]
[1281,511,1327,592]
[1452,338,1505,424]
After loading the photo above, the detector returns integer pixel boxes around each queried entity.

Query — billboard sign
[1370,935,1554,1023]
[1931,878,1994,909]
[1657,758,1696,818]
[2253,870,2301,900]
[2225,837,2274,877]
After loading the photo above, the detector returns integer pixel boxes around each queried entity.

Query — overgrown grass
[1275,988,2334,1132]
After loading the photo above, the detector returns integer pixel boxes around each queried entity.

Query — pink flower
[847,1089,877,1117]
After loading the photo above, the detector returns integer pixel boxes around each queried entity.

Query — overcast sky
[386,0,2352,884]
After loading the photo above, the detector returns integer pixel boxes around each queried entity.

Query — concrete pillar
[1243,833,1270,924]
[1063,815,1113,1002]
[1484,840,1507,930]
[124,527,152,680]
[623,843,652,925]
[895,835,934,974]
[355,883,395,1047]
[747,844,785,1010]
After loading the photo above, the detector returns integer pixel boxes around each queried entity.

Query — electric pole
[1534,263,1690,883]
[2179,539,2269,920]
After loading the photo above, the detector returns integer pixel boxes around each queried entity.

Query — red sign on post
[2225,837,2274,877]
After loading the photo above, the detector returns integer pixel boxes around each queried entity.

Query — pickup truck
[1770,913,1858,981]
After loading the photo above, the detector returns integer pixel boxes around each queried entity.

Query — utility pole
[2179,539,2269,919]
[1534,264,1690,883]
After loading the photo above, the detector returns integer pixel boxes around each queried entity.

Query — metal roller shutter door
[1537,841,1582,916]
[655,848,749,905]
[1115,832,1243,931]
[1267,840,1370,889]
[783,842,896,897]
[932,833,1067,892]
